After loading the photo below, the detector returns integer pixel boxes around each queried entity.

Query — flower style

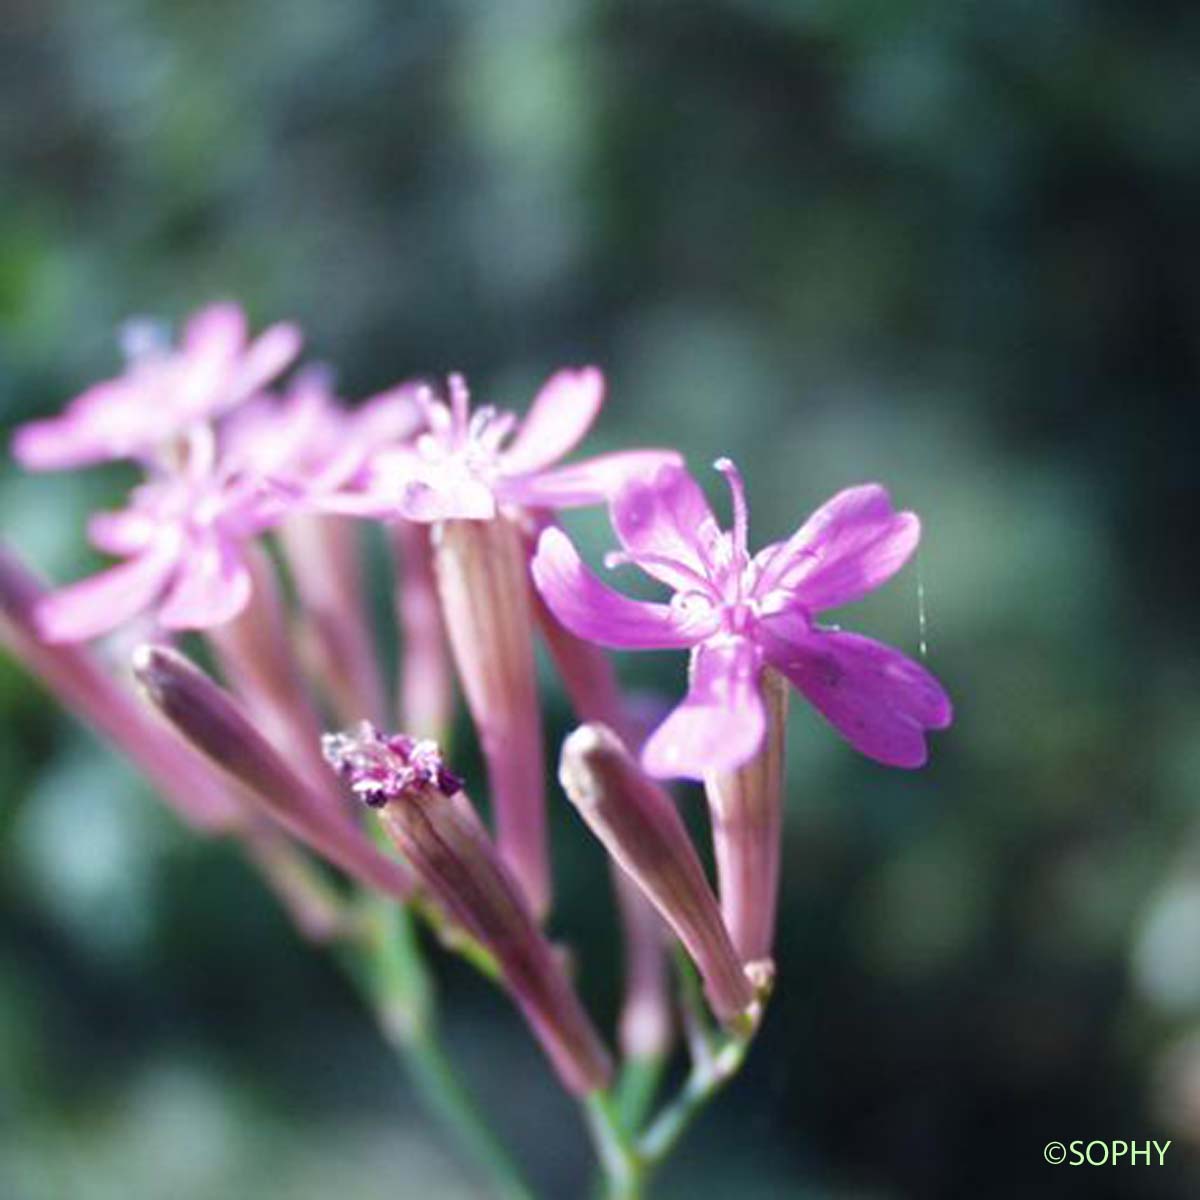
[326,368,681,521]
[532,459,952,779]
[11,302,301,470]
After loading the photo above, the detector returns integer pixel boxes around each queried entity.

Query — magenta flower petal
[499,449,684,510]
[610,462,722,591]
[228,322,303,403]
[158,536,253,630]
[182,301,247,355]
[36,544,177,643]
[641,639,766,780]
[11,379,147,470]
[760,624,951,767]
[500,367,604,476]
[12,303,301,472]
[87,509,158,556]
[532,527,714,650]
[753,484,920,612]
[351,383,424,444]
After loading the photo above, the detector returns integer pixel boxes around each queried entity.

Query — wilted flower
[322,721,463,806]
[533,459,952,778]
[323,721,613,1096]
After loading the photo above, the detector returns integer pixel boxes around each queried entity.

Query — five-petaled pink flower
[532,459,952,778]
[325,369,681,521]
[34,423,294,641]
[11,302,301,471]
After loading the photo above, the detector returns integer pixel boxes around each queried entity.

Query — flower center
[414,375,517,483]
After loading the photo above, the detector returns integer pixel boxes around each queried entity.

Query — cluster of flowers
[0,303,950,1123]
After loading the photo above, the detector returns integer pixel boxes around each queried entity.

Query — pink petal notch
[157,535,253,630]
[754,484,920,612]
[761,625,951,768]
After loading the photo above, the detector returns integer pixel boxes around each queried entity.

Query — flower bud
[323,722,612,1095]
[559,724,756,1025]
[433,516,549,916]
[704,667,788,962]
[132,643,412,900]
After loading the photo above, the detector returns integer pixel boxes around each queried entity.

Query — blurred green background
[3,1,1200,1197]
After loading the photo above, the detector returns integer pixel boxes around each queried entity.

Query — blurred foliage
[3,1,1200,1197]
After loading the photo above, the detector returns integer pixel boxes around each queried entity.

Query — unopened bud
[559,724,755,1024]
[132,643,411,900]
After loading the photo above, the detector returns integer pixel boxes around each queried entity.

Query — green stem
[613,1054,667,1134]
[354,900,536,1200]
[583,1091,645,1199]
[637,1034,749,1164]
[599,946,763,1192]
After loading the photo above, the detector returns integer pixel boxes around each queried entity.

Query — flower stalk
[392,521,454,739]
[0,544,241,831]
[281,513,388,728]
[704,666,788,964]
[6,302,957,1197]
[433,516,550,916]
[205,541,329,787]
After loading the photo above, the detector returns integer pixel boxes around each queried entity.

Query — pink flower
[222,367,421,501]
[11,302,301,470]
[35,424,294,641]
[26,361,419,644]
[326,368,681,521]
[532,459,952,778]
